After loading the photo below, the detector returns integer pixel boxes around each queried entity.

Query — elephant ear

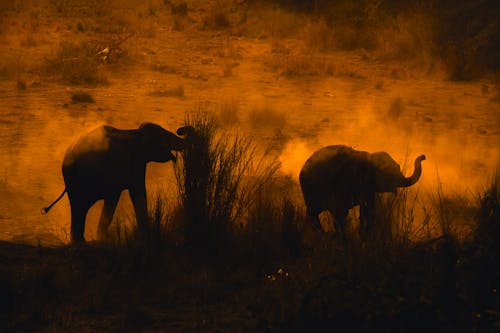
[137,122,181,162]
[369,152,402,193]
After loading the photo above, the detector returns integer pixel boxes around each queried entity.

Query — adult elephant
[299,145,425,236]
[43,123,192,243]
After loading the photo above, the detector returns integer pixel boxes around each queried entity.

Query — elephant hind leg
[97,194,120,240]
[304,201,323,232]
[69,201,90,244]
[331,204,349,236]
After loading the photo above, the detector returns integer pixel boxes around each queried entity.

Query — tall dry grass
[174,110,280,254]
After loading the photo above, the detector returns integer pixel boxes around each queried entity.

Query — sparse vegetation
[171,1,188,16]
[70,90,94,103]
[269,52,335,76]
[148,84,184,97]
[203,0,232,30]
[44,40,107,85]
[174,111,280,254]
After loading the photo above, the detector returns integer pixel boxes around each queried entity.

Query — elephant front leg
[306,209,324,232]
[97,194,120,240]
[359,193,375,237]
[333,208,348,236]
[129,183,148,236]
[328,197,348,236]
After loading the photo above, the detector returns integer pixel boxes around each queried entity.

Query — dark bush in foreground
[174,111,280,255]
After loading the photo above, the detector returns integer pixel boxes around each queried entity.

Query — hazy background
[0,0,498,245]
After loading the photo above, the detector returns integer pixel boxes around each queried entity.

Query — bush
[44,41,107,85]
[70,90,94,103]
[148,84,184,98]
[174,110,280,254]
[203,0,231,30]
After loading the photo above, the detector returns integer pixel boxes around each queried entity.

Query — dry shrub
[174,110,280,254]
[203,0,232,30]
[268,52,334,76]
[148,84,184,98]
[374,10,436,63]
[436,0,499,80]
[49,0,113,17]
[16,79,27,90]
[432,175,479,240]
[301,18,334,52]
[171,1,188,16]
[71,90,94,103]
[44,40,107,85]
[244,177,305,262]
[150,62,177,74]
[372,189,427,248]
[270,39,291,54]
[243,6,302,38]
[215,38,242,59]
[475,169,500,248]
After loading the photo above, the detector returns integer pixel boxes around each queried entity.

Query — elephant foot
[97,228,110,242]
[70,237,86,247]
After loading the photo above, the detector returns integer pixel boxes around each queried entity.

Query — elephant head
[138,122,187,163]
[369,151,426,193]
[299,145,425,235]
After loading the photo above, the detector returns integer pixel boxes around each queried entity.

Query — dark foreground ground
[1,217,498,333]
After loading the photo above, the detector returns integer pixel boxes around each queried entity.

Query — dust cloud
[278,95,499,193]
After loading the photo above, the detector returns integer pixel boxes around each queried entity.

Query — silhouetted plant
[475,169,500,247]
[174,110,280,254]
[245,178,305,263]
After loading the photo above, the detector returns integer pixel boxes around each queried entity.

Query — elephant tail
[41,188,67,215]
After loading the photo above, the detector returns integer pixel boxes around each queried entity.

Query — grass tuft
[70,90,94,103]
[174,109,280,254]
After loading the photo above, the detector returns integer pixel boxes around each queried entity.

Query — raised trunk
[400,155,426,187]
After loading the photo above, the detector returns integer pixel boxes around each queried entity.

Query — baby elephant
[300,145,425,236]
[43,123,191,243]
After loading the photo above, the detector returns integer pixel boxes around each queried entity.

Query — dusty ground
[0,1,498,243]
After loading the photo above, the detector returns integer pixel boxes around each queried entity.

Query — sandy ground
[0,1,498,245]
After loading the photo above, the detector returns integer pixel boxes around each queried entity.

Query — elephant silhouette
[299,145,425,235]
[43,123,192,243]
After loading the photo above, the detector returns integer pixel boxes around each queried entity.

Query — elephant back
[300,145,372,200]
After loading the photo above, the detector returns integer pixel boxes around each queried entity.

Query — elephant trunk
[399,155,426,187]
